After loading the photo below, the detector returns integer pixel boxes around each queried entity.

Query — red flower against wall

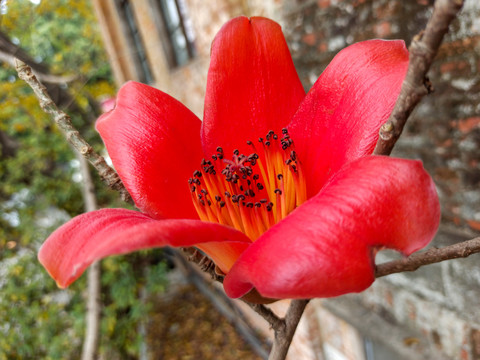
[39,17,440,301]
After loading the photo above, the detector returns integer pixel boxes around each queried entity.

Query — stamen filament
[189,129,307,241]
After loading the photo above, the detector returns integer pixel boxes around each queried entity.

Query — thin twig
[14,58,133,204]
[376,237,480,277]
[78,154,101,360]
[246,303,284,330]
[268,300,310,360]
[0,50,77,84]
[373,0,464,155]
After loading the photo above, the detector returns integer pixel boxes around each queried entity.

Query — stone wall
[280,0,480,359]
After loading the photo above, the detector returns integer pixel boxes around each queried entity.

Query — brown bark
[78,153,101,360]
[376,237,480,278]
[15,59,133,204]
[373,0,464,156]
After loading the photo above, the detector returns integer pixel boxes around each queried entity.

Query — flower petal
[201,16,305,157]
[288,40,409,197]
[223,156,440,299]
[96,81,203,220]
[38,208,251,288]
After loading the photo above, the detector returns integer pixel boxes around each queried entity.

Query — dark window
[154,0,196,68]
[115,0,154,84]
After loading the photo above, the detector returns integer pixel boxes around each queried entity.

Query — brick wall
[280,0,480,359]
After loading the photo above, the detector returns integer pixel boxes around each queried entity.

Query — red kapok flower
[38,16,440,301]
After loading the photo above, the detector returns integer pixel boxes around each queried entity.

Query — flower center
[189,129,307,240]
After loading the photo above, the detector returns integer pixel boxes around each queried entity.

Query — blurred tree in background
[0,1,168,358]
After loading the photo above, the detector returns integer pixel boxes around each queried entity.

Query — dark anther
[265,141,270,146]
[256,183,264,190]
[233,149,239,155]
[219,201,226,208]
[238,195,246,201]
[212,155,217,161]
[195,179,201,185]
[247,179,252,186]
[253,174,259,180]
[199,199,205,206]
[255,202,261,208]
[224,191,231,198]
[197,194,203,199]
[215,195,221,202]
[260,199,268,203]
[274,188,282,195]
[207,200,212,206]
[282,128,288,134]
[216,146,223,153]
[246,202,254,208]
[258,137,263,142]
[193,170,202,177]
[246,189,255,197]
[231,195,238,203]
[266,204,272,211]
[268,130,274,136]
[285,159,292,165]
[246,140,252,145]
[201,189,208,195]
[191,186,196,192]
[239,185,244,191]
[277,174,283,180]
[273,134,278,140]
[201,159,206,166]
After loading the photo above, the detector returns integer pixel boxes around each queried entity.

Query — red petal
[201,16,305,157]
[96,82,203,220]
[223,156,440,299]
[288,40,409,198]
[38,209,250,288]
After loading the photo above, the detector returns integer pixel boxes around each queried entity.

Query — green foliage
[0,249,85,360]
[0,1,169,358]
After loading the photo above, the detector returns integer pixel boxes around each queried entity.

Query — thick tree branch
[15,59,133,204]
[376,237,480,277]
[373,0,464,155]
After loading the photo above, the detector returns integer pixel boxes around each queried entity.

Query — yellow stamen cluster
[189,129,307,241]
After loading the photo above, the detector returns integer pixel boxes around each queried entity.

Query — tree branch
[376,237,480,277]
[246,303,284,330]
[0,49,77,84]
[77,154,101,360]
[268,300,310,360]
[14,59,133,204]
[373,0,464,155]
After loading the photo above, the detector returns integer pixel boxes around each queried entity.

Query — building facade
[91,0,480,359]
